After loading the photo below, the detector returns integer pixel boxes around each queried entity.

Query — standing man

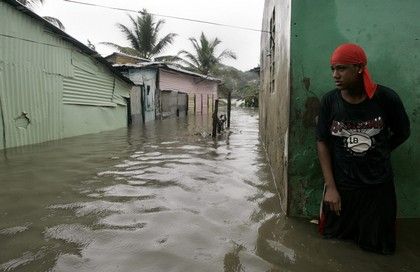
[316,43,410,254]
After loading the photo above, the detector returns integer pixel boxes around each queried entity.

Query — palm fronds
[103,10,177,60]
[178,32,237,75]
[43,16,65,30]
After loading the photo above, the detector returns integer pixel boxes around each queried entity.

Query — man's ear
[356,64,364,74]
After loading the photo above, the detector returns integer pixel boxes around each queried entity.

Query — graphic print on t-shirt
[330,117,384,155]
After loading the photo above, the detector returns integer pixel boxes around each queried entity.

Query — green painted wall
[0,1,131,150]
[0,94,4,149]
[288,0,419,217]
[63,104,127,138]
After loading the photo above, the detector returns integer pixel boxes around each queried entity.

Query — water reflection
[0,109,273,272]
[0,108,418,272]
[223,244,243,272]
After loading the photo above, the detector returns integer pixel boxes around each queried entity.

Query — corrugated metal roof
[113,62,222,83]
[104,52,152,63]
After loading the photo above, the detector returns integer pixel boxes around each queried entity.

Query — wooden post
[140,85,145,124]
[227,90,231,128]
[212,99,219,137]
[194,94,196,115]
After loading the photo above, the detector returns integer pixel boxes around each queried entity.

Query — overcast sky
[35,0,264,71]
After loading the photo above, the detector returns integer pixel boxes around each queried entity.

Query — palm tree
[17,0,65,30]
[178,32,236,75]
[42,16,65,30]
[102,10,177,61]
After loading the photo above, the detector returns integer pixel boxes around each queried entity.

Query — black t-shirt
[316,85,410,189]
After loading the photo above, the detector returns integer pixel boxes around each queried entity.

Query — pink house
[108,54,221,121]
[159,66,220,115]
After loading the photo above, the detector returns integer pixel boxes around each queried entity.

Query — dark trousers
[319,181,397,255]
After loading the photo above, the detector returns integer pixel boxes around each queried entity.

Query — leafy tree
[178,32,236,75]
[102,10,177,61]
[17,0,65,30]
[216,65,260,107]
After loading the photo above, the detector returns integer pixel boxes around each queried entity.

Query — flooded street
[1,108,419,272]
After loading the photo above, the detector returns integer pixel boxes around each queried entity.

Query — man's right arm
[316,93,341,215]
[317,141,341,215]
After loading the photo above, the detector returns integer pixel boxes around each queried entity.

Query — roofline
[3,0,133,85]
[113,62,222,83]
[103,52,152,63]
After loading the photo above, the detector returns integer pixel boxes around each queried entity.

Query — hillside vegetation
[215,65,260,107]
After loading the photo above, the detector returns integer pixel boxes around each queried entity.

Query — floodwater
[0,108,419,272]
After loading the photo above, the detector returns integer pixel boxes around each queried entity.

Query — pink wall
[159,69,218,114]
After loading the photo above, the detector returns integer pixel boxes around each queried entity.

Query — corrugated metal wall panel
[0,36,73,77]
[0,63,63,149]
[63,66,116,106]
[112,79,129,106]
[114,79,130,98]
[1,2,43,41]
[0,4,73,77]
[0,1,132,149]
[112,94,126,106]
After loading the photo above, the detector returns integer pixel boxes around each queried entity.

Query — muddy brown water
[0,108,419,272]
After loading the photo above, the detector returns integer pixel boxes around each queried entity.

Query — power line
[63,0,269,33]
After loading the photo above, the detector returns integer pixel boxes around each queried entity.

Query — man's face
[330,64,362,90]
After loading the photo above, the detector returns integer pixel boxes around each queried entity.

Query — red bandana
[330,43,377,98]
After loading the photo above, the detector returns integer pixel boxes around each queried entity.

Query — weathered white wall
[127,69,156,122]
[260,0,292,213]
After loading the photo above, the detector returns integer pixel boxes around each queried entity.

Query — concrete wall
[0,1,131,150]
[159,69,218,115]
[260,0,420,218]
[259,0,292,213]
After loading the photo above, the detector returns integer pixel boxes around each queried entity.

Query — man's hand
[317,141,341,216]
[324,185,341,216]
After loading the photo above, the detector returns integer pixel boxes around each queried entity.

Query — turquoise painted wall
[288,0,419,217]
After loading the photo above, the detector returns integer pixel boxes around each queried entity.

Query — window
[269,8,276,93]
